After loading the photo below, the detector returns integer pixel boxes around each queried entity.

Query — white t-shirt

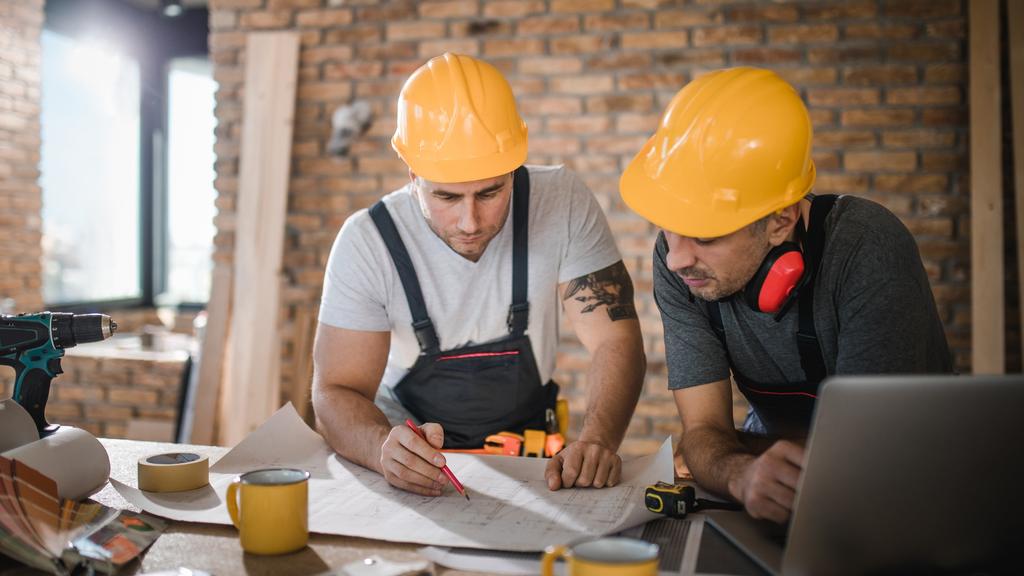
[319,165,621,419]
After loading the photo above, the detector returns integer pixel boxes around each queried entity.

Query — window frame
[42,0,209,312]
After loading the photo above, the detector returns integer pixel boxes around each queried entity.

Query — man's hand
[730,440,805,524]
[379,422,449,497]
[545,440,622,490]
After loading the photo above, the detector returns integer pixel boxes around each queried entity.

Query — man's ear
[766,203,801,246]
[408,169,417,184]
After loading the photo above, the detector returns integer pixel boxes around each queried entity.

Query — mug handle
[226,479,242,529]
[541,545,567,576]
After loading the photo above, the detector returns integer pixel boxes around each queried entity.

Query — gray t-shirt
[654,195,952,421]
[320,165,621,421]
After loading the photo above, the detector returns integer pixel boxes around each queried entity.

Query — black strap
[795,194,838,383]
[707,195,838,384]
[369,166,532,354]
[369,202,441,354]
[508,166,530,337]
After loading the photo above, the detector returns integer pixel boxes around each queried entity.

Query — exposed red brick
[882,129,956,148]
[517,15,580,35]
[296,9,353,27]
[483,38,545,57]
[519,56,583,75]
[875,174,949,193]
[844,151,917,172]
[483,0,545,18]
[887,86,961,106]
[842,65,918,85]
[618,72,686,91]
[883,0,960,19]
[585,93,654,114]
[550,35,611,54]
[814,130,877,148]
[808,45,883,64]
[551,74,614,95]
[621,31,686,50]
[888,43,960,62]
[768,24,838,44]
[551,0,615,13]
[841,108,916,126]
[584,12,649,31]
[731,47,802,64]
[239,9,293,29]
[418,1,479,19]
[419,39,480,57]
[692,25,762,47]
[843,22,918,40]
[387,21,445,41]
[807,87,880,106]
[803,0,878,20]
[725,4,797,22]
[654,8,722,28]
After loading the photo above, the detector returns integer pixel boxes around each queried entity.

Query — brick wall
[207,0,970,455]
[0,0,44,313]
[43,338,189,440]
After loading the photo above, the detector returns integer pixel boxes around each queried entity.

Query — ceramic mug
[226,468,310,555]
[541,537,659,576]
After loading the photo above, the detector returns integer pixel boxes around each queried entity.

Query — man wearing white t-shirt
[312,53,646,497]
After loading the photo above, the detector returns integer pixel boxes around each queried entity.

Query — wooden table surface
[2,438,469,576]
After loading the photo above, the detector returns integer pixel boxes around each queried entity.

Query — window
[39,1,213,310]
[163,57,217,305]
[40,30,141,304]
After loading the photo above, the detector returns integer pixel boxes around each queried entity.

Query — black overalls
[708,194,838,437]
[368,166,558,449]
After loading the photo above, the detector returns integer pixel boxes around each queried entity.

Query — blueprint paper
[112,403,673,551]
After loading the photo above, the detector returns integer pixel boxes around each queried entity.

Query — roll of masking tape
[138,452,209,492]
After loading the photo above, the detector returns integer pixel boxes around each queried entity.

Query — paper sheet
[0,399,110,501]
[420,516,706,576]
[112,404,674,551]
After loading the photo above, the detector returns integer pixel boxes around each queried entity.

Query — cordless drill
[1,312,117,436]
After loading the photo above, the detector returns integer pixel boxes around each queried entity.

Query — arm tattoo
[563,260,638,321]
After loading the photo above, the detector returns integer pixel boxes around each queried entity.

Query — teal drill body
[1,312,117,436]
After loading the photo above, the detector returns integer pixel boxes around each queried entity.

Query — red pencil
[404,419,470,501]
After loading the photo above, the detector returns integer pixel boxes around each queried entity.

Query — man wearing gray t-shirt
[313,53,645,498]
[620,68,952,523]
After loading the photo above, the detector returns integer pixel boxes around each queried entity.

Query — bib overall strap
[508,165,530,337]
[369,201,440,355]
[795,194,838,384]
[707,194,838,384]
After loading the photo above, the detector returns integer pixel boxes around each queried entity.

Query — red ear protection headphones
[744,242,805,315]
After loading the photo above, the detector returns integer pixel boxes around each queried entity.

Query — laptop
[705,374,1024,575]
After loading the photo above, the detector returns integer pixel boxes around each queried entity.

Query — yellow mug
[226,468,310,555]
[542,537,659,576]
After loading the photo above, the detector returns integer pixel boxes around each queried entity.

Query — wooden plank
[183,264,232,444]
[1009,0,1024,365]
[969,0,1004,374]
[289,304,318,423]
[219,32,300,445]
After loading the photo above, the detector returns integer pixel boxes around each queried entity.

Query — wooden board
[289,303,319,423]
[184,264,232,444]
[1009,0,1024,364]
[219,32,301,445]
[968,0,1004,374]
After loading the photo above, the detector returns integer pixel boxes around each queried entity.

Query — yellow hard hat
[392,53,528,183]
[620,67,816,238]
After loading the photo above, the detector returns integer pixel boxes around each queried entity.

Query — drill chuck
[51,313,118,348]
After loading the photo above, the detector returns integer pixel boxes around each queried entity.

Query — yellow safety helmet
[392,53,528,183]
[620,67,816,238]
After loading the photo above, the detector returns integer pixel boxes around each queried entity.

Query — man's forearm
[313,385,391,474]
[681,425,755,501]
[579,336,646,450]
